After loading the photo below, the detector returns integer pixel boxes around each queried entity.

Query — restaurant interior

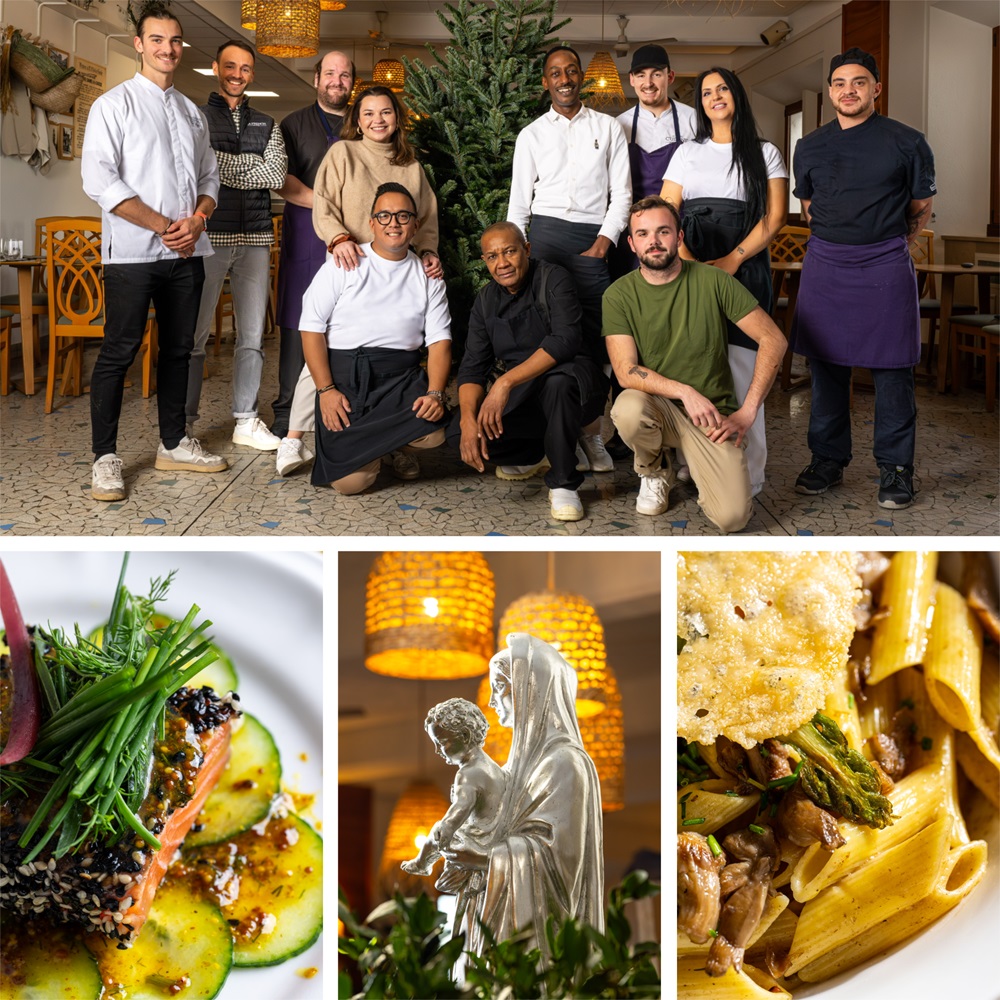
[0,0,997,537]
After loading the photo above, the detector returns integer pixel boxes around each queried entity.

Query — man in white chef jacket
[81,3,225,503]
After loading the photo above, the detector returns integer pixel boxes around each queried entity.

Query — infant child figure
[401,698,505,884]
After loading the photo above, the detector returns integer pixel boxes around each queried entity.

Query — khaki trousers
[610,389,752,533]
[329,429,445,495]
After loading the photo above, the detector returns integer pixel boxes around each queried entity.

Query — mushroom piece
[706,825,780,976]
[677,832,725,944]
[777,786,846,851]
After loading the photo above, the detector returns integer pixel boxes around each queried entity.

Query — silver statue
[403,632,605,958]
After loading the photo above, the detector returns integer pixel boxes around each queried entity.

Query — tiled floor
[1,340,997,536]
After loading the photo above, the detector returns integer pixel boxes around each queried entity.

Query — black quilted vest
[201,92,274,234]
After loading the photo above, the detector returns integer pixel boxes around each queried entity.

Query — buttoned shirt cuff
[597,225,621,247]
[98,180,139,215]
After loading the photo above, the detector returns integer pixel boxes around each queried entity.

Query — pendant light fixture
[321,0,347,10]
[377,780,450,898]
[582,2,624,106]
[240,0,257,31]
[370,11,405,94]
[364,552,495,679]
[256,0,321,59]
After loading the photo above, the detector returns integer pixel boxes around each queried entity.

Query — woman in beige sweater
[312,86,442,280]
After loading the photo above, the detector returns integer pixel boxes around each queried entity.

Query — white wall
[926,5,992,238]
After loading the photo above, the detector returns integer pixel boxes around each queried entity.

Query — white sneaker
[390,450,420,480]
[636,475,669,516]
[276,437,314,476]
[579,433,614,472]
[233,416,280,451]
[155,436,228,473]
[676,464,692,483]
[496,457,550,481]
[549,488,583,521]
[92,453,125,501]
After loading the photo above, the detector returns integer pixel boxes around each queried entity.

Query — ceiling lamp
[365,552,495,679]
[373,58,405,93]
[350,78,372,103]
[583,51,625,106]
[378,780,450,898]
[321,0,347,9]
[497,568,609,718]
[477,662,624,812]
[256,0,320,59]
[241,0,256,31]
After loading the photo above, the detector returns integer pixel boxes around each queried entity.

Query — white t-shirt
[615,101,698,153]
[663,139,787,201]
[299,245,452,351]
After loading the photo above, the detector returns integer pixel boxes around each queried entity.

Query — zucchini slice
[0,923,102,1000]
[185,713,281,848]
[87,878,233,1000]
[86,616,240,695]
[188,814,323,967]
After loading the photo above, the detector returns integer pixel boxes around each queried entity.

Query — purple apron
[275,104,337,331]
[610,102,684,277]
[791,234,920,369]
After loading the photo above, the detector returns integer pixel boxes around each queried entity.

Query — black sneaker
[878,465,915,509]
[795,457,844,495]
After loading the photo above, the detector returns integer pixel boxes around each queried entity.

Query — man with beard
[270,51,355,462]
[187,39,287,451]
[506,44,630,474]
[603,197,784,533]
[450,222,609,522]
[791,48,935,510]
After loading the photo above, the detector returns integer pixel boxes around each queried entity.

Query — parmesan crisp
[677,552,861,749]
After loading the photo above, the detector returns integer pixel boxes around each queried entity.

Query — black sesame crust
[0,685,239,944]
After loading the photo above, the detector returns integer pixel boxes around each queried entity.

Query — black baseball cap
[630,44,670,74]
[828,47,880,83]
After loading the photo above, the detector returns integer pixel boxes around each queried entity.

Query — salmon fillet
[0,685,238,946]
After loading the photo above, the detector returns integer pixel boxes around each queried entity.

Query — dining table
[769,260,807,390]
[0,255,46,395]
[914,262,1000,392]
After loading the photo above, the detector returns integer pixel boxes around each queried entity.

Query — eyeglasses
[372,210,415,226]
[481,247,523,264]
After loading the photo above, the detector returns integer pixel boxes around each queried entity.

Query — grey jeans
[186,244,271,423]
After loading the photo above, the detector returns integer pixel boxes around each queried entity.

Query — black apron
[681,196,772,352]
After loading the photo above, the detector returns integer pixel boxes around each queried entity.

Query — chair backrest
[909,228,936,297]
[46,219,103,333]
[770,225,811,263]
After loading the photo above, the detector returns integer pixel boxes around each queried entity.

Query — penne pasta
[743,907,797,970]
[678,957,792,999]
[955,730,1000,807]
[677,780,758,835]
[924,581,984,732]
[869,552,938,684]
[679,894,789,957]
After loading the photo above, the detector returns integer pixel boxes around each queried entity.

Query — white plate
[1,551,324,1000]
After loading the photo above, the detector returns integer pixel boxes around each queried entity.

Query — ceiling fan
[613,14,678,59]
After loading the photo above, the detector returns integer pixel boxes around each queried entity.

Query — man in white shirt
[299,182,451,493]
[506,45,631,473]
[81,4,224,502]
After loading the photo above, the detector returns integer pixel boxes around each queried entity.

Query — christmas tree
[404,0,569,353]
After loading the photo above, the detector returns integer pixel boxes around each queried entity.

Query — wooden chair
[950,315,1000,411]
[0,308,12,395]
[909,229,940,372]
[44,219,156,413]
[0,216,59,368]
[268,213,282,335]
[769,225,811,390]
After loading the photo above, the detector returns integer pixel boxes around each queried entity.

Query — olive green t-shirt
[602,260,758,415]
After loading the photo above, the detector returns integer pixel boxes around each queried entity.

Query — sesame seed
[119,896,132,912]
[92,894,101,907]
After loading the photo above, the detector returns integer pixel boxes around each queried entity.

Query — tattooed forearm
[628,365,649,380]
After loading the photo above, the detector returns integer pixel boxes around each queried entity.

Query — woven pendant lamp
[583,51,624,106]
[378,780,450,897]
[477,662,624,811]
[256,0,320,59]
[350,78,372,103]
[365,552,495,679]
[373,58,405,93]
[241,0,256,31]
[321,0,347,9]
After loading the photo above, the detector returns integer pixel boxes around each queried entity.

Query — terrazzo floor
[1,338,997,537]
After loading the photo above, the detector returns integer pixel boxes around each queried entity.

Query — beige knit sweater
[312,135,439,255]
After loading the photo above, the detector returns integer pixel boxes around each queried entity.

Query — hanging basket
[30,71,82,114]
[10,32,74,93]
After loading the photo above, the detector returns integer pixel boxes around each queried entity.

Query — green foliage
[403,0,569,351]
[338,871,660,999]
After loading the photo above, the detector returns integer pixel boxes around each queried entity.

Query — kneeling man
[604,197,784,533]
[300,182,451,493]
[450,222,608,521]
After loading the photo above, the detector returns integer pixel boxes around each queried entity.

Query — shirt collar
[544,103,589,124]
[133,71,174,98]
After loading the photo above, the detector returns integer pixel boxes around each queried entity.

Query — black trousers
[448,371,601,490]
[91,257,204,458]
[269,325,305,438]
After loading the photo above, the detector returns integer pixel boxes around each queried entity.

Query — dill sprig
[1,555,220,862]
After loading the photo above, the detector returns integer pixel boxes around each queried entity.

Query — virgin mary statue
[443,632,605,957]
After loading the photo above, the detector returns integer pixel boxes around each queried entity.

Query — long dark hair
[693,66,767,231]
[341,85,415,167]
